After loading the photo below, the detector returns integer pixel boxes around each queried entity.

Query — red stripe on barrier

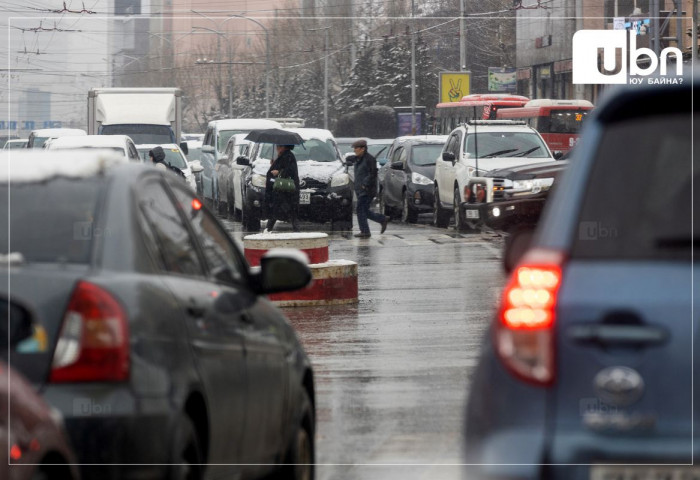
[245,246,329,267]
[268,275,358,302]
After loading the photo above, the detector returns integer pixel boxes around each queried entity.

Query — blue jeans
[356,194,385,234]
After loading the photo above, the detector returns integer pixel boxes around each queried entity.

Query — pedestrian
[148,146,167,171]
[265,144,300,232]
[348,139,388,238]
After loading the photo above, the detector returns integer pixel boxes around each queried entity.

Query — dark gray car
[465,77,698,478]
[1,151,315,480]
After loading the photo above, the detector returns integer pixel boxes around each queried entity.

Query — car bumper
[461,197,546,232]
[246,184,354,221]
[41,383,176,479]
[406,184,434,212]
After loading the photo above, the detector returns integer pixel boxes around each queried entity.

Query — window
[464,132,549,159]
[391,146,404,164]
[168,184,247,284]
[137,181,204,276]
[411,144,443,166]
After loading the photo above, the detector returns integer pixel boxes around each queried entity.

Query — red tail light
[50,281,129,383]
[495,249,563,386]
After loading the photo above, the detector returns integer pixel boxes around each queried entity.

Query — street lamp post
[191,11,271,118]
[191,25,233,118]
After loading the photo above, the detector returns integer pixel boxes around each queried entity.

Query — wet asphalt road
[223,213,507,480]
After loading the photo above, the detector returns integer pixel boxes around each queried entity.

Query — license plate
[590,465,700,480]
[300,192,311,204]
[465,209,479,219]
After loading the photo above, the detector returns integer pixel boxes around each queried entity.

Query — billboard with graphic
[488,67,517,92]
[439,71,471,103]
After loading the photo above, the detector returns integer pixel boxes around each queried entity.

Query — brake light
[475,184,486,203]
[50,281,129,383]
[495,249,563,386]
[463,186,472,202]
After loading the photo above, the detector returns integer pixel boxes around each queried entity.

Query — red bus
[496,99,594,153]
[433,93,530,134]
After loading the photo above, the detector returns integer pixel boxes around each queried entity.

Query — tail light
[475,184,486,203]
[495,249,564,386]
[463,186,472,202]
[50,281,129,383]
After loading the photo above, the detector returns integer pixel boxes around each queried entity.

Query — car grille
[492,178,506,201]
[301,178,328,190]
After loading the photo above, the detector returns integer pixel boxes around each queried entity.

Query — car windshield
[218,130,251,152]
[31,136,50,148]
[187,147,202,161]
[101,124,173,144]
[336,142,354,155]
[259,139,339,162]
[0,178,103,264]
[137,147,187,168]
[411,144,443,166]
[465,132,550,159]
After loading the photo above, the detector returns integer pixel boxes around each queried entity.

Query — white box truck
[87,88,186,149]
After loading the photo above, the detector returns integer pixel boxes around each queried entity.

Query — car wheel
[274,390,315,480]
[454,188,480,233]
[167,414,204,480]
[241,204,261,232]
[433,185,450,228]
[379,192,392,218]
[401,191,418,224]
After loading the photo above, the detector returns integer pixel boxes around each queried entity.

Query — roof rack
[465,120,527,126]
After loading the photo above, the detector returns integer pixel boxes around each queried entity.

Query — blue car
[464,76,698,478]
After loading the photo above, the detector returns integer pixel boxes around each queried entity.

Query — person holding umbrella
[265,144,300,232]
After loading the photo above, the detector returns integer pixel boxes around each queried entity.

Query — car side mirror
[442,151,455,163]
[390,160,404,171]
[201,144,215,154]
[553,151,563,160]
[190,160,204,174]
[236,156,250,166]
[250,249,312,295]
[180,142,189,155]
[2,303,34,349]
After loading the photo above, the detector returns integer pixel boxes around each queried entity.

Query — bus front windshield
[547,109,589,134]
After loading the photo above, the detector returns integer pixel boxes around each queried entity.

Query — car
[0,134,19,148]
[464,77,697,478]
[379,135,447,223]
[366,138,394,167]
[2,301,80,480]
[217,133,253,220]
[26,128,86,149]
[238,128,353,232]
[3,138,28,149]
[433,119,555,231]
[0,149,316,480]
[335,137,364,157]
[47,134,141,162]
[200,119,283,209]
[182,132,204,142]
[136,143,198,191]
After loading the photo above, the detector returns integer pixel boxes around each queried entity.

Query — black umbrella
[244,128,304,145]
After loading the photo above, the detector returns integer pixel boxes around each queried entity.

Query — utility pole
[694,0,698,61]
[574,0,585,100]
[411,0,416,135]
[460,0,467,70]
[324,28,329,129]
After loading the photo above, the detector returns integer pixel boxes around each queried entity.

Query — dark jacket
[350,152,378,197]
[150,146,166,165]
[265,149,300,220]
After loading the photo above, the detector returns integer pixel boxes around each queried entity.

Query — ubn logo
[572,30,683,84]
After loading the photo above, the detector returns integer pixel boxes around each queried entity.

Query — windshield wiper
[480,148,518,158]
[511,146,541,157]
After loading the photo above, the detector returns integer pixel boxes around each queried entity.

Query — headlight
[511,177,554,194]
[331,173,350,187]
[251,174,267,188]
[410,172,432,185]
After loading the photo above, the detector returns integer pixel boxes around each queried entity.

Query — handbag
[272,170,296,193]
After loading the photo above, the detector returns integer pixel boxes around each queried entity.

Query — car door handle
[568,324,669,347]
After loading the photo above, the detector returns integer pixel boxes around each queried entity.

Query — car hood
[466,157,555,176]
[411,164,436,178]
[484,160,570,180]
[253,160,345,183]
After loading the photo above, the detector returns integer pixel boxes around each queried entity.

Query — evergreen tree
[335,42,376,112]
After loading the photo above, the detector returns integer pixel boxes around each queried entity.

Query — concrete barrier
[268,260,358,307]
[244,232,329,267]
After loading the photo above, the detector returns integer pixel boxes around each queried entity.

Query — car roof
[286,128,335,141]
[209,118,282,130]
[393,135,448,144]
[0,150,129,183]
[136,143,180,150]
[30,128,87,136]
[48,135,131,149]
[457,120,535,133]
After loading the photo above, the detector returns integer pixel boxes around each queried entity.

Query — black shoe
[380,217,389,234]
[354,232,371,238]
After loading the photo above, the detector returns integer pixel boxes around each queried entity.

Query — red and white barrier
[243,232,358,307]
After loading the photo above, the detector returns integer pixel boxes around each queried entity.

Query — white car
[47,135,141,162]
[136,144,198,192]
[433,120,555,230]
[3,139,28,149]
[27,128,86,149]
[220,133,253,218]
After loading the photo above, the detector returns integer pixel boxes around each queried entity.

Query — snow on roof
[47,135,130,149]
[0,150,128,183]
[135,143,180,150]
[395,135,448,144]
[210,119,282,130]
[30,128,86,137]
[287,128,335,141]
[245,232,328,241]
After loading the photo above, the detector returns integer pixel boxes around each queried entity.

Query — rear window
[572,111,696,261]
[0,178,103,264]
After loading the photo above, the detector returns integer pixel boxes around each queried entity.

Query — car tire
[167,414,204,480]
[433,185,450,228]
[273,390,315,480]
[241,204,261,232]
[379,192,393,218]
[453,189,480,234]
[401,191,418,224]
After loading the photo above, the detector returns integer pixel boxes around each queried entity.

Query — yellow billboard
[439,71,471,103]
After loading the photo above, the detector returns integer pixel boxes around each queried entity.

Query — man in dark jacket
[265,144,300,232]
[349,139,388,238]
